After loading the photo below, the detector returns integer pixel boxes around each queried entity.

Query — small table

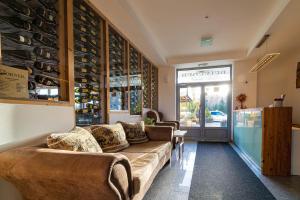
[173,130,187,159]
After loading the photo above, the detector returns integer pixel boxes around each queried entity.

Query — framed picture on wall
[297,62,300,88]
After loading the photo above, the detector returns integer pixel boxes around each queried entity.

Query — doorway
[176,66,232,142]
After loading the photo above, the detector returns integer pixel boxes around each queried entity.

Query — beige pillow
[47,127,102,153]
[118,121,149,144]
[90,123,129,152]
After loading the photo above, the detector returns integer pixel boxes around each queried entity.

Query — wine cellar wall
[0,0,160,123]
[109,26,128,111]
[129,45,142,115]
[0,0,68,101]
[73,0,106,125]
[151,65,158,110]
[142,57,151,108]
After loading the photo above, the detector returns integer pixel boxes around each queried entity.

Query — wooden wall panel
[262,107,292,176]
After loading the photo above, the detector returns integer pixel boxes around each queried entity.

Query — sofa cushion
[119,152,159,194]
[47,127,102,153]
[118,121,149,144]
[121,141,171,162]
[90,123,129,152]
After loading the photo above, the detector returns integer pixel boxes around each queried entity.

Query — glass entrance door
[179,86,202,127]
[176,66,232,142]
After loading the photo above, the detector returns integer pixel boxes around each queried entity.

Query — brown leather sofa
[0,125,173,200]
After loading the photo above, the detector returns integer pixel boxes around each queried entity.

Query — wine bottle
[75,44,88,53]
[74,1,87,12]
[2,50,36,60]
[33,33,57,48]
[28,81,36,90]
[88,84,100,92]
[89,94,100,100]
[74,13,87,23]
[38,0,58,12]
[75,66,98,74]
[74,33,88,43]
[74,24,87,33]
[87,104,99,110]
[75,55,89,63]
[37,7,56,23]
[75,97,89,104]
[75,77,88,83]
[75,87,90,94]
[90,27,97,36]
[76,108,91,114]
[2,32,32,46]
[34,47,57,60]
[0,16,31,31]
[85,75,98,83]
[35,75,58,86]
[34,61,59,74]
[1,0,34,17]
[33,17,57,36]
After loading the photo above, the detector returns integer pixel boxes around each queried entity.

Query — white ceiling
[124,0,292,65]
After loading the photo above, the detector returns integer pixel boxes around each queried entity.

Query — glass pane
[179,87,201,127]
[205,84,229,127]
[177,67,231,84]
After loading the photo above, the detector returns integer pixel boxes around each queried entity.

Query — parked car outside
[210,110,227,122]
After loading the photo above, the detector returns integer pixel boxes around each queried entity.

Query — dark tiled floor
[144,142,300,200]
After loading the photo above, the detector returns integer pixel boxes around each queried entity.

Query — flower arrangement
[236,93,247,109]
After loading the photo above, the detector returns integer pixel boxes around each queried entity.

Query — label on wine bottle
[0,65,29,99]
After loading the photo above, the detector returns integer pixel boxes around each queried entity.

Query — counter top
[233,108,263,112]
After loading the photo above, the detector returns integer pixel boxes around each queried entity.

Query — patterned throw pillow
[47,127,102,153]
[90,123,130,152]
[118,121,149,144]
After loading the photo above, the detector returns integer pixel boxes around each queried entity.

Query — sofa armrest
[145,126,173,142]
[164,121,180,129]
[155,122,178,130]
[0,147,133,200]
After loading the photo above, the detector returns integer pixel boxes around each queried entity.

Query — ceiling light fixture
[200,36,213,47]
[250,53,280,72]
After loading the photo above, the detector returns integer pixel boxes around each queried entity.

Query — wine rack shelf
[0,0,69,103]
[129,45,142,115]
[142,57,151,108]
[151,65,158,110]
[109,26,128,111]
[73,0,106,126]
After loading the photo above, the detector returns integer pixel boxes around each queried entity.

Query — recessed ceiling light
[200,36,213,47]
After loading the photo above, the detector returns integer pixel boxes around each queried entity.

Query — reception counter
[233,107,292,176]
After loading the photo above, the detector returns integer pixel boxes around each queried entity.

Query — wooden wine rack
[73,0,105,126]
[151,65,158,110]
[142,56,151,108]
[129,44,142,115]
[0,0,160,123]
[108,26,128,111]
[0,0,69,104]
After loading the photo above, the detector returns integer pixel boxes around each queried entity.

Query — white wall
[109,111,142,124]
[257,48,300,124]
[233,58,258,109]
[158,66,176,121]
[0,104,75,150]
